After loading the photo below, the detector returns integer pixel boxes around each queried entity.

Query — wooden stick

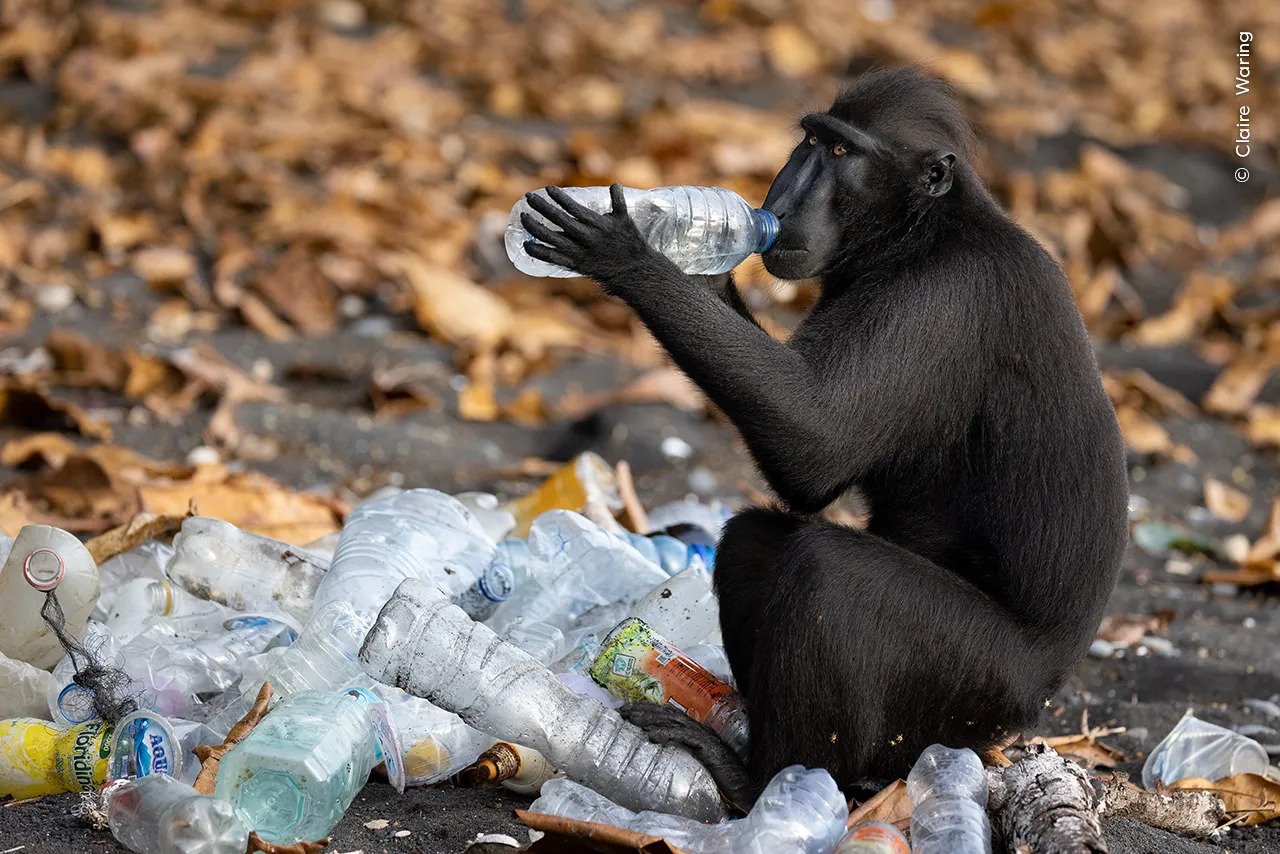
[987,744,1107,853]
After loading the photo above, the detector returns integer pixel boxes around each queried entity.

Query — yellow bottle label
[0,718,113,798]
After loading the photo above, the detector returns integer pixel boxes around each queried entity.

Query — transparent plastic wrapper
[508,186,778,278]
[485,511,668,639]
[94,541,172,621]
[167,516,329,623]
[627,563,719,648]
[0,524,101,668]
[591,619,748,758]
[834,821,910,853]
[359,578,726,821]
[0,717,113,797]
[907,744,991,854]
[104,773,248,854]
[1142,712,1269,786]
[502,452,624,537]
[311,489,496,626]
[216,688,402,844]
[0,651,56,719]
[529,764,845,853]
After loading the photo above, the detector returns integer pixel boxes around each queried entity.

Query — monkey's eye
[807,135,818,146]
[831,144,847,157]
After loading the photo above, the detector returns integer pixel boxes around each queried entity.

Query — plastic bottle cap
[23,547,65,591]
[754,209,780,253]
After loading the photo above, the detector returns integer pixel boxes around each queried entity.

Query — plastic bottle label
[589,619,735,724]
[109,712,179,780]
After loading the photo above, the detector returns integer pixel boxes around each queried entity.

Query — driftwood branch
[1098,772,1224,838]
[987,743,1108,853]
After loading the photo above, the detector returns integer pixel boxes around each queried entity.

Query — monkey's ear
[921,151,955,197]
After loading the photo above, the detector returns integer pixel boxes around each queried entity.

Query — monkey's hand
[520,184,674,296]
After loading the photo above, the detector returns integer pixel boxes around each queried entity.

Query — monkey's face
[761,112,891,281]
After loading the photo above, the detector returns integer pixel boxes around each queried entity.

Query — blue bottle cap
[754,209,780,253]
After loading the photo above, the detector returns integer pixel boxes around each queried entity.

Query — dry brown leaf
[1204,479,1251,523]
[1096,610,1175,647]
[846,779,912,832]
[245,834,329,854]
[132,246,196,285]
[1130,273,1234,347]
[1203,348,1280,417]
[1113,405,1173,456]
[518,809,686,854]
[1247,499,1280,566]
[1034,733,1125,769]
[43,330,127,390]
[389,253,513,349]
[139,471,345,544]
[0,379,113,441]
[84,510,188,565]
[194,683,273,795]
[0,491,39,536]
[1245,405,1280,448]
[1172,774,1280,826]
[253,244,338,336]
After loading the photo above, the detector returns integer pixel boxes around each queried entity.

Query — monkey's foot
[619,703,758,813]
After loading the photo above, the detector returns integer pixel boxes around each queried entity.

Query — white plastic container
[0,525,101,668]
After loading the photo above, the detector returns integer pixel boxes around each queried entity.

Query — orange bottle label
[590,618,734,722]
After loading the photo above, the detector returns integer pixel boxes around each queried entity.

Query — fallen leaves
[1204,499,1280,587]
[846,779,912,833]
[1172,774,1280,827]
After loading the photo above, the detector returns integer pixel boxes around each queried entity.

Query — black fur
[523,66,1127,808]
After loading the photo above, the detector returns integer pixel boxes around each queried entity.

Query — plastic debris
[104,773,249,854]
[502,453,624,537]
[360,578,726,821]
[0,717,114,797]
[590,618,748,758]
[0,524,101,669]
[1142,711,1270,787]
[834,821,910,853]
[168,516,330,623]
[460,742,560,795]
[527,764,846,853]
[907,744,993,854]
[215,688,403,844]
[0,650,57,719]
[626,562,720,648]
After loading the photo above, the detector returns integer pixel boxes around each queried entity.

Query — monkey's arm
[689,272,761,329]
[520,186,975,512]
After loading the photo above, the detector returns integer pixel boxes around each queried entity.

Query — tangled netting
[41,591,142,725]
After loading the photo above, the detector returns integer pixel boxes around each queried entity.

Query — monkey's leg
[734,513,1050,791]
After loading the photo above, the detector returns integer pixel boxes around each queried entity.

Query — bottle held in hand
[507,186,778,277]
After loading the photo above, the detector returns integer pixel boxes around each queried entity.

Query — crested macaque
[520,67,1127,809]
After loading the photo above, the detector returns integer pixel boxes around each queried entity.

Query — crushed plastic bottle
[627,562,719,648]
[1142,712,1269,787]
[0,524,101,668]
[94,541,172,621]
[529,764,846,853]
[590,618,747,758]
[645,499,733,541]
[0,717,114,797]
[834,821,910,853]
[104,773,248,854]
[502,452,624,537]
[907,744,992,854]
[216,688,402,844]
[485,511,668,641]
[167,516,329,623]
[311,489,496,626]
[508,186,778,278]
[360,578,726,821]
[0,651,57,719]
[104,577,219,643]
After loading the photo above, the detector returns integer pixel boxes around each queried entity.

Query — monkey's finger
[545,186,607,228]
[520,213,575,251]
[525,192,583,235]
[609,183,629,218]
[524,240,577,271]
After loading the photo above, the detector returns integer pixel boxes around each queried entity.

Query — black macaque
[521,67,1128,810]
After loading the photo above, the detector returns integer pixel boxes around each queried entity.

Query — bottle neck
[753,209,779,253]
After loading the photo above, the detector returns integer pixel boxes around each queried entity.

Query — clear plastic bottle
[0,651,56,719]
[501,452,624,537]
[215,689,397,844]
[167,517,329,623]
[359,578,726,822]
[907,744,992,854]
[484,511,668,638]
[627,563,719,648]
[94,541,172,621]
[310,489,496,626]
[529,764,846,853]
[105,577,222,643]
[0,524,101,669]
[507,186,778,278]
[104,773,248,854]
[590,618,748,758]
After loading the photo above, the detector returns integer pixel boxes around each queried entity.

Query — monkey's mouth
[762,246,814,280]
